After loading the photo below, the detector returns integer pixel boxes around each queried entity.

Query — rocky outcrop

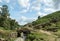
[9,32,17,38]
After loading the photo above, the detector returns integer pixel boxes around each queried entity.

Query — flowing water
[14,32,26,41]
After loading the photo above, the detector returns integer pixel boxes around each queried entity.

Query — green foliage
[0,5,20,30]
[26,32,55,41]
[32,11,60,32]
[0,29,16,41]
[38,16,41,19]
[32,11,60,26]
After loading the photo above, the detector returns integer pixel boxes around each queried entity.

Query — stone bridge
[16,28,31,37]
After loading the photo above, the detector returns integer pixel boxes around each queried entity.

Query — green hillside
[25,11,60,41]
[32,11,60,26]
[32,11,60,30]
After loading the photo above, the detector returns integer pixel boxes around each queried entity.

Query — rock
[0,38,6,41]
[9,32,17,38]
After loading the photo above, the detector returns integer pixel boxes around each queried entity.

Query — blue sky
[0,0,60,25]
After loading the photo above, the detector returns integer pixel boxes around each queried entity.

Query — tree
[0,5,20,30]
[10,19,20,30]
[38,16,41,19]
[2,5,10,18]
[0,5,10,29]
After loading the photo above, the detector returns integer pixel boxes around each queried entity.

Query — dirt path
[39,30,58,38]
[39,30,52,35]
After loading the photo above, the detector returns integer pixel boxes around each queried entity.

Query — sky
[0,0,60,25]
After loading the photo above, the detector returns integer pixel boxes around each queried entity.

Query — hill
[31,11,60,31]
[23,11,60,41]
[32,11,60,26]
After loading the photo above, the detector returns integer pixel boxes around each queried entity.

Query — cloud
[43,0,53,5]
[18,0,30,8]
[19,16,37,25]
[0,0,2,2]
[43,8,56,13]
[19,16,29,25]
[0,6,2,7]
[17,0,30,14]
[30,0,53,17]
[20,16,27,21]
[43,0,60,13]
[33,0,60,17]
[29,0,41,12]
[3,0,10,3]
[20,9,28,14]
[37,12,47,17]
[53,0,60,9]
[9,5,14,11]
[31,5,41,11]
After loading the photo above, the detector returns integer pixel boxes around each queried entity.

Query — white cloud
[30,0,41,12]
[18,0,30,14]
[44,8,56,13]
[31,5,41,11]
[0,0,2,2]
[0,6,2,7]
[53,0,60,9]
[35,0,60,17]
[20,16,27,21]
[19,22,27,25]
[19,16,37,25]
[19,16,28,25]
[20,9,28,14]
[37,12,47,17]
[3,0,10,3]
[18,0,30,8]
[44,0,53,4]
[9,6,14,11]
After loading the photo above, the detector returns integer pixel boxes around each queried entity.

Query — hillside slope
[22,11,60,41]
[32,11,60,25]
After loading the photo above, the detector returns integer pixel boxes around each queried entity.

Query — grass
[0,27,17,41]
[26,31,56,41]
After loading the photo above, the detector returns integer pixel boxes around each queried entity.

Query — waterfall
[21,32,26,41]
[14,32,26,41]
